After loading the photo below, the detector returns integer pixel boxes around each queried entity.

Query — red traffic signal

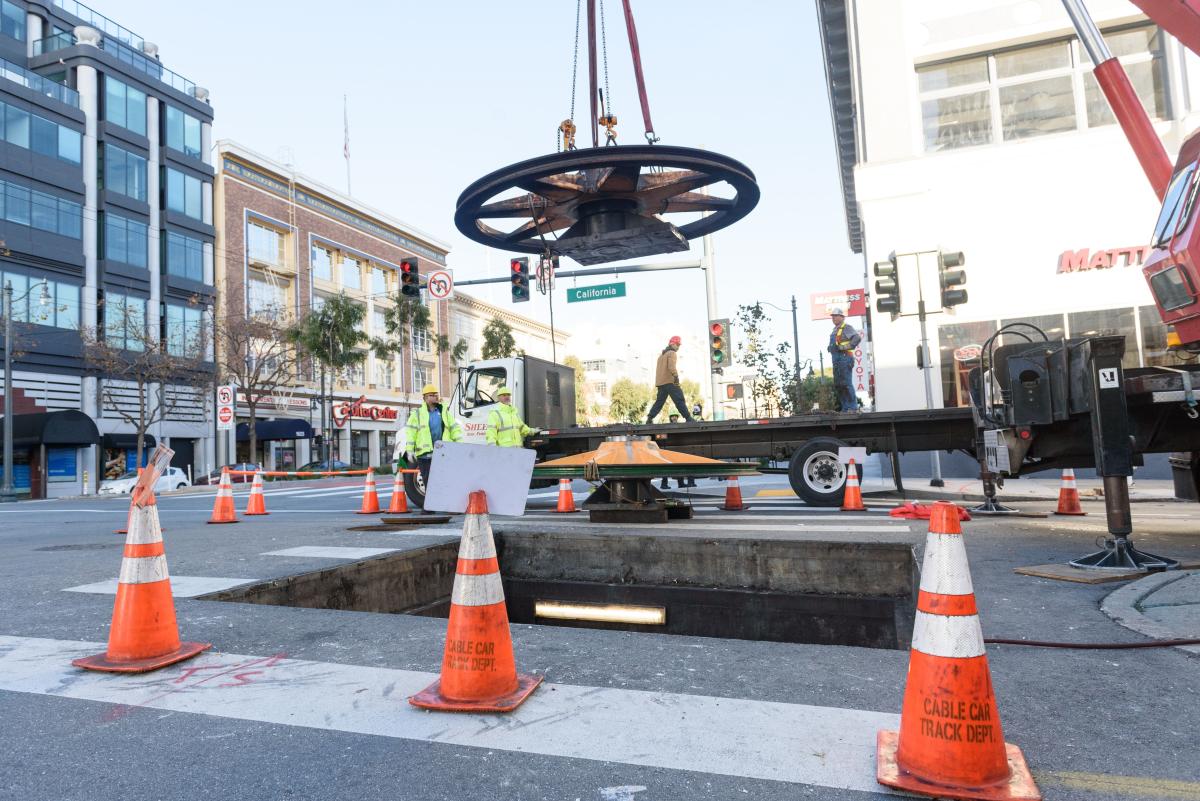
[400,258,420,298]
[710,321,725,337]
[510,257,530,303]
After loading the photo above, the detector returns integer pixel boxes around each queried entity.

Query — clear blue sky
[99,0,861,366]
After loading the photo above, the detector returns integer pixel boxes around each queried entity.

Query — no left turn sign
[427,269,454,301]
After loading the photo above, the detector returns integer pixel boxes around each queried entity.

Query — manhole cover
[382,515,452,525]
[35,543,121,552]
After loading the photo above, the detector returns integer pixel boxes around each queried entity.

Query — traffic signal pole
[915,253,944,488]
[703,234,720,420]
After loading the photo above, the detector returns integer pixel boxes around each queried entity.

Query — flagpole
[343,94,352,195]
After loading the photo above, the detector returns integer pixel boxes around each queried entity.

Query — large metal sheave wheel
[454,145,760,265]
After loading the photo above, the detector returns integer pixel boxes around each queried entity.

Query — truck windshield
[462,368,506,409]
[1152,163,1198,247]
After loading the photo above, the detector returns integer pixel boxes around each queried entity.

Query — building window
[103,291,147,351]
[102,212,148,268]
[412,324,430,353]
[1067,307,1139,369]
[311,245,333,281]
[102,143,147,201]
[0,101,80,164]
[1,0,24,41]
[0,179,82,239]
[165,303,204,357]
[1138,305,1189,367]
[936,320,998,408]
[104,76,147,136]
[164,231,204,282]
[594,381,607,395]
[583,359,605,372]
[374,359,393,389]
[371,266,389,295]
[341,255,361,290]
[413,361,432,393]
[164,167,203,219]
[0,271,79,329]
[344,360,365,387]
[917,24,1167,152]
[247,270,290,318]
[372,308,387,336]
[164,105,201,158]
[247,220,285,268]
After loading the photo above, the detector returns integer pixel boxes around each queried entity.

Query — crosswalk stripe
[0,635,898,793]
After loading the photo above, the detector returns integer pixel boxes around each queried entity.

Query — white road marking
[262,546,399,559]
[63,576,255,597]
[498,520,911,533]
[0,635,899,793]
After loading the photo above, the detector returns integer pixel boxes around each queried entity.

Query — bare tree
[82,297,211,470]
[216,313,303,465]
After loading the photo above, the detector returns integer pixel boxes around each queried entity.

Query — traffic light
[938,250,967,308]
[724,383,744,400]
[873,253,900,316]
[510,257,530,303]
[400,257,420,299]
[709,318,730,373]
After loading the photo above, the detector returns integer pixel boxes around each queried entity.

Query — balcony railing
[101,37,196,97]
[0,58,79,107]
[52,0,143,49]
[30,31,73,57]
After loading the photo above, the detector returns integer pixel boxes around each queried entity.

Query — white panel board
[422,441,536,516]
[838,446,868,465]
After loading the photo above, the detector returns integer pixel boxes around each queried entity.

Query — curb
[1100,570,1200,656]
[891,486,1181,505]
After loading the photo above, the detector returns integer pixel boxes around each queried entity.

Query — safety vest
[831,323,855,354]
[485,403,533,447]
[403,403,463,457]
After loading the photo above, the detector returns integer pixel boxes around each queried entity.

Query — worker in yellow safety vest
[402,384,463,504]
[486,387,535,447]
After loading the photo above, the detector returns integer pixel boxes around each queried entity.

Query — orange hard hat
[668,335,682,345]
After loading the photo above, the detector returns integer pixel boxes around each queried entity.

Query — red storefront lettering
[332,395,400,427]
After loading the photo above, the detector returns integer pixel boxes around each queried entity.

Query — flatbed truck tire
[403,467,427,510]
[788,437,850,507]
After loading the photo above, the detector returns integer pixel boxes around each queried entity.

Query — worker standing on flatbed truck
[646,336,694,423]
[828,308,862,413]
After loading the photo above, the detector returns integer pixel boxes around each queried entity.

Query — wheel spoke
[593,162,644,193]
[660,191,735,214]
[477,195,544,218]
[501,215,573,243]
[637,170,723,204]
[516,175,585,202]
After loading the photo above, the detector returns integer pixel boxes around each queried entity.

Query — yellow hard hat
[421,384,438,396]
[497,386,512,396]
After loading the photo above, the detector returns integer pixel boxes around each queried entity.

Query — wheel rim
[802,451,846,495]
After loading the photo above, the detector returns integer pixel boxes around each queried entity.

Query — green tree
[609,378,653,423]
[372,295,467,368]
[562,354,589,425]
[735,302,797,416]
[480,317,518,359]
[290,294,367,460]
[681,379,704,416]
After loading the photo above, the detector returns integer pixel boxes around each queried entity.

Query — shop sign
[333,395,400,427]
[1058,245,1152,274]
[810,289,867,320]
[954,344,982,361]
[853,342,873,396]
[236,390,310,411]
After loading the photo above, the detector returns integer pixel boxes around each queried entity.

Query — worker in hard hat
[646,335,694,424]
[827,308,862,412]
[486,387,534,447]
[401,383,463,505]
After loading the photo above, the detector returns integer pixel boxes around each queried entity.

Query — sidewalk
[1102,570,1200,655]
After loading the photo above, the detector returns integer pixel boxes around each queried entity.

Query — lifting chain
[559,0,583,152]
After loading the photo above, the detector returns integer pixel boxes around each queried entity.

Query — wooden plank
[1015,561,1200,584]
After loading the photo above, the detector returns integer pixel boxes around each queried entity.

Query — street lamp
[756,296,802,414]
[2,278,52,502]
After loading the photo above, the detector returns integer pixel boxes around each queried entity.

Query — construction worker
[646,335,694,424]
[486,387,534,447]
[402,383,463,502]
[827,308,862,412]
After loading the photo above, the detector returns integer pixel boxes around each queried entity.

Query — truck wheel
[788,438,849,506]
[403,468,427,510]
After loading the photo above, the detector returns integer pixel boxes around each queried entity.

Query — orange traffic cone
[842,458,866,511]
[387,471,409,514]
[207,467,239,524]
[357,468,381,514]
[114,468,155,534]
[554,478,579,513]
[877,501,1040,801]
[244,470,268,515]
[409,491,542,712]
[1053,469,1086,516]
[720,475,748,511]
[74,485,211,673]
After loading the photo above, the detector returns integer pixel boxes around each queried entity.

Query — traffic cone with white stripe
[554,478,579,513]
[357,468,382,514]
[841,458,866,511]
[207,466,238,524]
[409,490,542,712]
[1053,469,1086,516]
[74,485,211,673]
[244,470,268,515]
[720,476,749,511]
[877,501,1040,801]
[387,471,409,514]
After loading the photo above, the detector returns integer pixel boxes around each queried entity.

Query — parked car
[195,463,261,485]
[98,467,191,495]
[297,459,357,472]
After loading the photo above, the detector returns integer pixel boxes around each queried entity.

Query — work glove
[404,451,415,465]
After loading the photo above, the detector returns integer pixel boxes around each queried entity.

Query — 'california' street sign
[566,282,627,303]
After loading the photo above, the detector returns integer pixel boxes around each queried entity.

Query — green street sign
[566,282,627,303]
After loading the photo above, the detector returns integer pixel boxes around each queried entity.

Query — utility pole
[912,252,943,487]
[790,295,801,413]
[703,233,720,420]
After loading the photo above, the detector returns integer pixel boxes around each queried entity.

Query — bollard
[82,469,89,496]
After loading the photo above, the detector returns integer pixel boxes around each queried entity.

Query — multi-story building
[214,140,457,471]
[450,293,569,365]
[818,0,1194,416]
[0,0,214,497]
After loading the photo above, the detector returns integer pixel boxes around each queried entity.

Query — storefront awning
[102,433,157,451]
[0,411,100,449]
[237,418,314,442]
